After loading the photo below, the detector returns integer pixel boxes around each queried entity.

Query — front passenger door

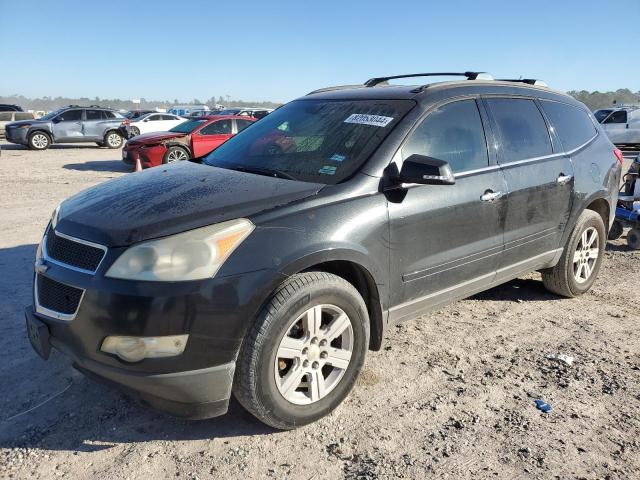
[51,109,83,141]
[388,99,507,322]
[192,119,233,157]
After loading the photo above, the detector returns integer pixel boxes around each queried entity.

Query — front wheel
[104,131,123,149]
[542,209,606,297]
[233,272,369,429]
[163,146,190,163]
[28,132,51,150]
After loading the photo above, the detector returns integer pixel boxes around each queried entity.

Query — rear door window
[85,110,105,121]
[604,110,627,124]
[402,99,489,172]
[201,120,232,135]
[540,100,597,151]
[486,98,552,162]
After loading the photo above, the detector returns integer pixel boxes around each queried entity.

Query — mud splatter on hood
[56,162,323,246]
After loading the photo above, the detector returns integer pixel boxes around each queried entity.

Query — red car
[122,115,256,169]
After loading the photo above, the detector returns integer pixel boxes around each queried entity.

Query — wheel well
[303,261,384,351]
[29,129,52,140]
[585,198,610,229]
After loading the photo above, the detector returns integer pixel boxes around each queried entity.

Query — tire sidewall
[29,132,50,150]
[565,212,606,295]
[163,146,189,164]
[104,131,123,149]
[251,284,369,427]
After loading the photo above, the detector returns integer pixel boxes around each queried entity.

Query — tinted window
[0,112,12,121]
[147,115,162,121]
[593,109,612,123]
[56,109,82,121]
[204,99,415,184]
[486,98,552,161]
[402,99,488,172]
[85,109,105,120]
[235,119,253,132]
[604,110,627,124]
[201,119,232,135]
[541,101,597,151]
[14,112,34,120]
[103,111,116,119]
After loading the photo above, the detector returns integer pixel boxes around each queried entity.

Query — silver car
[593,106,640,147]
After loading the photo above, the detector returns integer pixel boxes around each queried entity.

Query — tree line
[0,95,281,112]
[2,89,639,113]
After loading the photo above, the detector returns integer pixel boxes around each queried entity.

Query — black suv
[25,72,622,429]
[5,105,125,150]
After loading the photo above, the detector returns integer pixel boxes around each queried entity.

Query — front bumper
[26,235,286,419]
[5,127,29,145]
[122,144,166,168]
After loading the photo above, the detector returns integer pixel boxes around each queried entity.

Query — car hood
[6,119,45,128]
[126,131,187,144]
[56,162,324,246]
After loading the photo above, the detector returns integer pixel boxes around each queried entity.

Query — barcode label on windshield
[344,114,394,127]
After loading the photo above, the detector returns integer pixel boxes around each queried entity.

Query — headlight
[17,124,32,129]
[105,218,254,281]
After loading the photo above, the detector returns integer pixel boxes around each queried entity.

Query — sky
[1,0,639,104]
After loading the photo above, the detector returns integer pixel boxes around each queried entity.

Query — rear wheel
[542,210,606,297]
[104,131,123,149]
[628,228,640,250]
[233,272,369,429]
[28,132,50,150]
[163,146,189,164]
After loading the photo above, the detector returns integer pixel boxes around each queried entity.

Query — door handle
[480,190,503,202]
[557,174,573,185]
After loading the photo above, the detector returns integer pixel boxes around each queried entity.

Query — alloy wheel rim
[108,133,122,147]
[573,226,599,283]
[274,304,354,405]
[32,134,48,149]
[167,149,188,161]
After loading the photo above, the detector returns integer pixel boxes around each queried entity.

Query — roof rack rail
[364,71,493,87]
[497,78,548,87]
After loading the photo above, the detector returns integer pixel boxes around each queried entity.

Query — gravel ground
[0,140,638,480]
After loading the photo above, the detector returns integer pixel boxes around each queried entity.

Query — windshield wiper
[228,165,298,181]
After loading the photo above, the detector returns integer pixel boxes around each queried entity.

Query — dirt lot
[0,140,638,480]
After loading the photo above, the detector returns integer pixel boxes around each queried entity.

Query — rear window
[204,99,415,184]
[486,98,552,162]
[541,100,597,151]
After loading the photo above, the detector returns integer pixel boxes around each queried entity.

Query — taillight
[614,148,624,165]
[122,119,131,125]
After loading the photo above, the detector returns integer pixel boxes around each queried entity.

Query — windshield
[39,108,66,121]
[218,109,241,115]
[203,99,415,184]
[593,109,613,123]
[170,119,208,133]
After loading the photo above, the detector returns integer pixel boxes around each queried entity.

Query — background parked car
[122,115,255,168]
[0,104,23,112]
[123,112,185,137]
[217,107,273,119]
[0,111,35,138]
[4,105,125,150]
[167,105,209,116]
[593,106,640,148]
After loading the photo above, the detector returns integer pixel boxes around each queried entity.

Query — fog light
[101,334,189,362]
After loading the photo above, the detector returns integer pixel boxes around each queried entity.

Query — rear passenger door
[388,98,508,322]
[83,109,106,140]
[483,97,574,279]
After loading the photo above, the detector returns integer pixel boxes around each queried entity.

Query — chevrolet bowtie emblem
[35,259,49,274]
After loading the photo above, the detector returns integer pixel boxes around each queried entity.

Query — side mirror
[399,154,455,185]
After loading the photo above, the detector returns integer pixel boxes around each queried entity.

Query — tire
[628,228,640,250]
[608,220,624,240]
[129,126,140,137]
[104,131,123,149]
[542,209,606,297]
[28,131,51,150]
[233,272,369,430]
[163,146,190,164]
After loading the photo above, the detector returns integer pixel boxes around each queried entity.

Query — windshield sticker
[329,154,347,162]
[344,113,394,128]
[319,165,337,175]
